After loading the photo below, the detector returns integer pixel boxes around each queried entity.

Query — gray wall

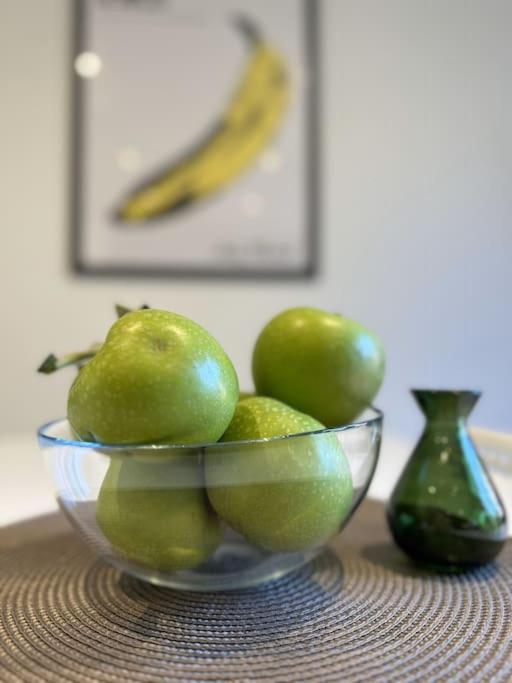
[2,0,511,445]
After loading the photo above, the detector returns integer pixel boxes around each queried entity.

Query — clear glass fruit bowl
[37,409,382,591]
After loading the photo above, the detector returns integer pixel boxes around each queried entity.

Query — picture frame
[71,0,320,279]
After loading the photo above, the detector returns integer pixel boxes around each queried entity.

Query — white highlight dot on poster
[241,193,265,217]
[259,149,282,173]
[74,52,103,79]
[117,147,142,173]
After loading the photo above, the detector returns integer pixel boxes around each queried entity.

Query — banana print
[116,17,290,223]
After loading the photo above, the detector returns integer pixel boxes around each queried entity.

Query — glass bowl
[37,408,382,591]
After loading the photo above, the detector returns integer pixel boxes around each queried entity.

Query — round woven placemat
[1,500,511,683]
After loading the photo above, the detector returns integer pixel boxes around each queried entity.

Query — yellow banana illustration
[116,17,290,223]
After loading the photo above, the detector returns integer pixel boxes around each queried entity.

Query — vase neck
[412,390,480,424]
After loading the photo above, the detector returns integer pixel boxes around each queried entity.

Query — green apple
[68,309,239,445]
[252,307,385,427]
[97,454,221,571]
[205,397,353,552]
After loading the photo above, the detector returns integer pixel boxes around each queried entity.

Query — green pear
[68,309,239,445]
[205,397,353,552]
[97,454,221,571]
[252,307,385,427]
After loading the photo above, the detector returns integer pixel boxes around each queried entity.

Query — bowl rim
[37,407,383,452]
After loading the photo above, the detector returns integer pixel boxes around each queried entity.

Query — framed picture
[71,0,319,278]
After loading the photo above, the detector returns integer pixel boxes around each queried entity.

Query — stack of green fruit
[41,306,385,572]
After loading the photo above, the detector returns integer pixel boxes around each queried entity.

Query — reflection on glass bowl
[38,408,382,592]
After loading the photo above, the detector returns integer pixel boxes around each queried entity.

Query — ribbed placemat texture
[1,501,511,682]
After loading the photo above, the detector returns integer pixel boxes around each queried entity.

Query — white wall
[2,0,512,446]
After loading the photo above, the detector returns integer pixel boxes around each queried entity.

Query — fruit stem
[37,344,102,374]
[115,303,150,318]
[233,15,262,45]
[38,304,152,374]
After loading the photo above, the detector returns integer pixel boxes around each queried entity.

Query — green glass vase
[387,390,507,569]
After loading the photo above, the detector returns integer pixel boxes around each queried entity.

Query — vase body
[387,390,507,568]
